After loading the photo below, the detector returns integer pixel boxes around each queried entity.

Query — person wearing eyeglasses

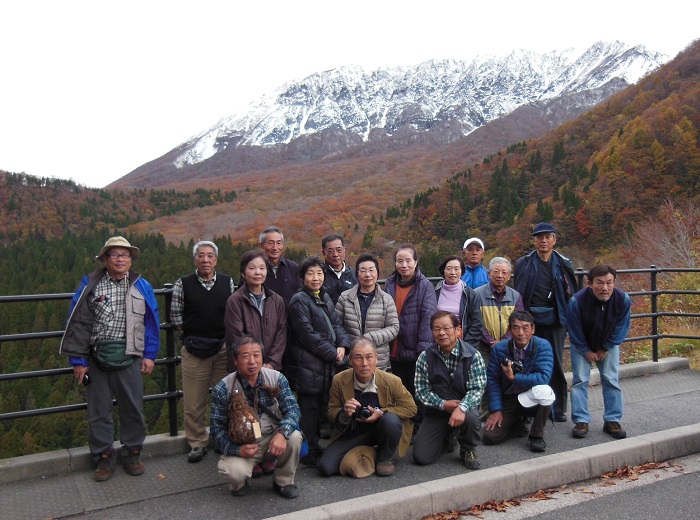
[59,236,160,482]
[412,311,485,470]
[321,233,357,305]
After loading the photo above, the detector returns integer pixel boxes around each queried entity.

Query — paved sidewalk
[1,358,699,520]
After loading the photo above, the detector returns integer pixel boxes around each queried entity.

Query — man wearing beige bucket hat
[60,236,160,482]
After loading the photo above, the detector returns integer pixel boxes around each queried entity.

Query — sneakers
[604,421,627,439]
[460,448,480,470]
[230,480,250,497]
[187,446,207,463]
[445,429,458,453]
[572,422,589,438]
[376,459,396,477]
[553,412,568,423]
[122,446,145,476]
[273,481,299,499]
[528,435,546,452]
[94,449,116,482]
[515,419,529,438]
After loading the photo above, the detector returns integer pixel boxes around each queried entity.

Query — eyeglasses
[432,326,455,333]
[358,268,377,274]
[324,247,345,255]
[107,252,131,260]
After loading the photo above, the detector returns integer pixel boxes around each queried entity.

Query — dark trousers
[482,394,550,445]
[390,359,423,427]
[86,358,146,456]
[412,409,481,465]
[297,393,327,456]
[536,324,568,416]
[317,412,403,476]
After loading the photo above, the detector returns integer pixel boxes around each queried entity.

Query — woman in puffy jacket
[285,256,351,466]
[335,253,399,371]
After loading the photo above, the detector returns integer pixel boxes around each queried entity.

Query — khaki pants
[218,430,302,490]
[181,345,229,448]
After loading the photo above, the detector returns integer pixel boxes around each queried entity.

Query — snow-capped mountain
[171,41,667,170]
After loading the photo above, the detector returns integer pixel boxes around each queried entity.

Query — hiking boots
[122,446,145,476]
[460,448,480,470]
[604,421,627,439]
[376,459,396,477]
[572,422,589,438]
[528,435,547,452]
[187,446,207,463]
[94,449,116,482]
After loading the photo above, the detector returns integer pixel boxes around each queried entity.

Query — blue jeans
[570,345,623,424]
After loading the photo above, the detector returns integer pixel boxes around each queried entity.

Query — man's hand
[448,407,466,427]
[239,443,260,459]
[344,398,361,417]
[73,365,88,384]
[485,411,503,431]
[268,433,287,457]
[501,361,515,381]
[584,351,598,363]
[141,358,155,374]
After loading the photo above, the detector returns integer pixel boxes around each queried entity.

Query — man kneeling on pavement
[318,337,416,477]
[210,335,303,498]
[483,311,554,452]
[413,311,485,469]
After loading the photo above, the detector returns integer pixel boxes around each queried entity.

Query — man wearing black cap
[513,223,577,422]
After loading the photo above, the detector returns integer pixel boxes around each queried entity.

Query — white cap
[462,237,485,250]
[518,385,556,408]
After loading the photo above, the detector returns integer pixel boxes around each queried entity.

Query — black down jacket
[285,287,351,396]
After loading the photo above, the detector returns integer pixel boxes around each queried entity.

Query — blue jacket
[461,264,489,289]
[60,268,160,366]
[567,287,631,355]
[384,269,437,362]
[514,250,577,326]
[487,336,553,412]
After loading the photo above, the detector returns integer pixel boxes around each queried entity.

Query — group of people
[59,222,631,500]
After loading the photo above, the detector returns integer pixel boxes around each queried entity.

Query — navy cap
[532,222,556,236]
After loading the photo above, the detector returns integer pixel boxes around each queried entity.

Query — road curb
[266,422,700,520]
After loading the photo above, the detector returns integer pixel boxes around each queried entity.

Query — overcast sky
[1,1,697,188]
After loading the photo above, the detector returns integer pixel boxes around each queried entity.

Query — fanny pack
[184,336,225,358]
[529,306,556,327]
[93,339,133,371]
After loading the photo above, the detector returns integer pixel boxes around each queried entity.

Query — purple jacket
[384,269,437,362]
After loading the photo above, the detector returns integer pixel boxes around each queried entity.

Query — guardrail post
[162,283,179,436]
[650,265,659,362]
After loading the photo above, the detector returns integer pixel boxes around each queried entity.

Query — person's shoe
[94,449,116,482]
[604,421,627,439]
[252,463,264,478]
[260,460,277,474]
[273,481,299,499]
[230,480,250,496]
[376,459,396,476]
[300,453,318,467]
[187,446,207,463]
[122,446,145,476]
[445,429,458,453]
[319,427,332,439]
[460,448,480,470]
[572,422,589,438]
[553,412,568,423]
[528,435,547,452]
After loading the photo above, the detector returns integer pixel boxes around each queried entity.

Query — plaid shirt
[88,273,128,343]
[415,341,486,413]
[210,370,300,457]
[170,271,235,333]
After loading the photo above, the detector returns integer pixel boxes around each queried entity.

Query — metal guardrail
[1,266,698,434]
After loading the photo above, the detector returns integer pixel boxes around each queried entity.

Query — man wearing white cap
[60,236,160,481]
[483,311,554,452]
[460,237,489,289]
